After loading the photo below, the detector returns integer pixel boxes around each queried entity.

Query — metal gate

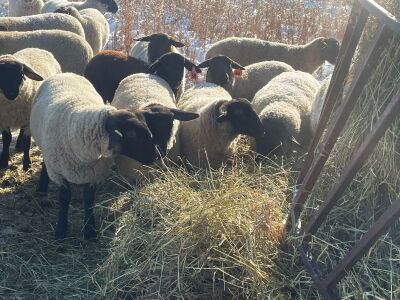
[286,0,400,298]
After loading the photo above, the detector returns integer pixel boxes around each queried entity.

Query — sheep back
[0,30,93,74]
[0,14,85,38]
[231,60,294,100]
[30,73,114,186]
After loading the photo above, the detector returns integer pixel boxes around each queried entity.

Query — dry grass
[110,0,351,60]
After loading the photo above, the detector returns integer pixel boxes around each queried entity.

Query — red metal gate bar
[321,198,400,290]
[295,2,367,187]
[304,86,400,236]
[289,23,392,232]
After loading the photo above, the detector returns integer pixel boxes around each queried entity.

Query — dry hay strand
[94,157,290,299]
[295,5,400,298]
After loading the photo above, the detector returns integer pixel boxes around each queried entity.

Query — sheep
[206,37,340,73]
[129,33,185,64]
[177,82,264,168]
[199,56,294,100]
[197,55,245,92]
[0,48,61,171]
[251,71,320,156]
[112,73,199,181]
[0,30,93,74]
[41,0,118,14]
[54,6,108,54]
[30,73,159,240]
[310,75,331,136]
[84,51,201,103]
[8,0,44,17]
[0,13,85,38]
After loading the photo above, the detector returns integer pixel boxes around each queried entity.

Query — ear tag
[114,130,123,137]
[187,66,199,83]
[233,68,243,78]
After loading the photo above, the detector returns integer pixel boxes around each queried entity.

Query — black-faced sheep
[0,48,61,170]
[84,51,201,103]
[30,73,159,240]
[177,83,264,168]
[206,37,340,73]
[251,71,320,156]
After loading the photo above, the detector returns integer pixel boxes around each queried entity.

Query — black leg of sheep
[37,162,50,193]
[22,135,31,171]
[15,128,25,152]
[83,184,97,240]
[0,128,11,169]
[55,182,71,240]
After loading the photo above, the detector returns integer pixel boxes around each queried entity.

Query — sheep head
[198,55,245,91]
[105,109,157,165]
[134,33,185,63]
[216,98,264,138]
[0,57,43,101]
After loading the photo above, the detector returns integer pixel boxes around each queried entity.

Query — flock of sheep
[0,0,340,240]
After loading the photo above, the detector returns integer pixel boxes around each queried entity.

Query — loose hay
[97,158,290,299]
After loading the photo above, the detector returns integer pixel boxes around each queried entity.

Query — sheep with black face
[251,71,320,156]
[177,82,264,168]
[206,37,340,73]
[0,48,61,171]
[84,51,201,103]
[30,73,160,240]
[112,73,199,182]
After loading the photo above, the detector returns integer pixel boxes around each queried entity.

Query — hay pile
[95,157,290,299]
[295,1,400,298]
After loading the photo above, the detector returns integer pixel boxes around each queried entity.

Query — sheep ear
[134,35,152,42]
[230,59,246,70]
[198,58,213,69]
[169,38,185,48]
[23,64,44,81]
[216,112,228,123]
[183,60,201,73]
[170,109,199,121]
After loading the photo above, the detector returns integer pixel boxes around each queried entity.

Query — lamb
[8,0,44,17]
[112,73,199,181]
[177,82,264,168]
[30,73,159,240]
[199,56,294,100]
[0,48,61,171]
[0,30,93,74]
[54,6,108,54]
[0,13,85,38]
[41,0,118,14]
[310,75,331,136]
[251,71,320,156]
[84,51,201,103]
[206,37,340,73]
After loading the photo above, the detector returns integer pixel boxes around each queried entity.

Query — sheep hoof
[55,225,68,240]
[83,226,97,240]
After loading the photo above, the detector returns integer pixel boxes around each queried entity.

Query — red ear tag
[233,68,243,77]
[187,66,199,83]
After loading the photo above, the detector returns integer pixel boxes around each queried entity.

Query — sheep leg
[37,162,50,193]
[83,184,97,240]
[22,134,31,171]
[55,182,71,240]
[15,128,25,152]
[0,128,11,169]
